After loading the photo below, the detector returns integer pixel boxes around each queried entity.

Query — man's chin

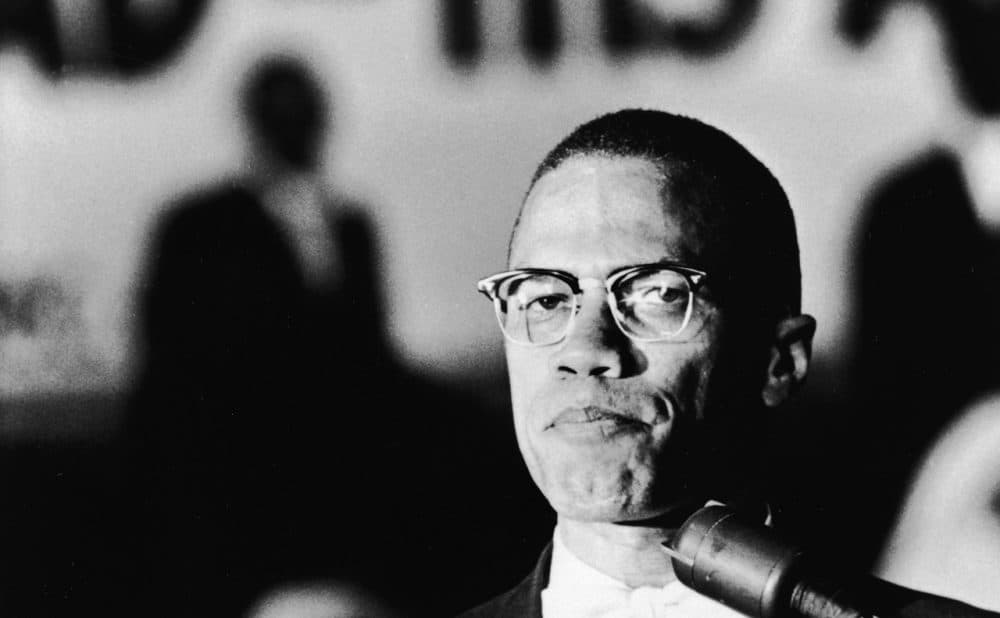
[535,465,702,525]
[550,494,705,527]
[545,487,659,523]
[555,504,662,524]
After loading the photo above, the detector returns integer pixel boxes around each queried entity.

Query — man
[129,54,393,615]
[463,109,997,617]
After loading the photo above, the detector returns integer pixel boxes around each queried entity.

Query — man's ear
[761,314,816,408]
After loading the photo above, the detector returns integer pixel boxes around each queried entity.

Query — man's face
[507,155,732,523]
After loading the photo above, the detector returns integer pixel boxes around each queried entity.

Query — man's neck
[558,516,677,588]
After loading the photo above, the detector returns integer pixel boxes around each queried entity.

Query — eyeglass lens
[494,269,694,344]
[612,268,693,340]
[495,273,575,344]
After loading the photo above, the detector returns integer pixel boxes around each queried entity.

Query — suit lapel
[513,541,552,617]
[461,542,552,617]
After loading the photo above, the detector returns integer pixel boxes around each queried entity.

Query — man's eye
[630,285,685,305]
[524,294,571,316]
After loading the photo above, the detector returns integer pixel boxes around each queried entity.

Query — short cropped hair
[517,108,801,319]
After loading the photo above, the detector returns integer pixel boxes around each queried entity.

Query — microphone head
[667,505,806,618]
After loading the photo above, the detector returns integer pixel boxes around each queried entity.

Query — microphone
[663,505,876,618]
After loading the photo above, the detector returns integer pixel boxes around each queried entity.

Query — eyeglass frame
[476,263,709,346]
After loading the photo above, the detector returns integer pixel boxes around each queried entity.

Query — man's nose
[551,295,632,378]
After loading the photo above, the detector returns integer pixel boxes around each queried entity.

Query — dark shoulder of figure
[154,180,261,236]
[141,181,270,270]
[862,146,960,212]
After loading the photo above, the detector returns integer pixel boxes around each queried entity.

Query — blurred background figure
[127,51,543,617]
[875,395,1000,611]
[835,1,1000,590]
[246,580,404,618]
[128,52,396,616]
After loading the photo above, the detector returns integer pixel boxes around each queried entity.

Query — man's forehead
[511,155,709,266]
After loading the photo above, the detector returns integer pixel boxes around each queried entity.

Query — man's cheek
[509,382,535,433]
[648,347,717,420]
[508,357,548,415]
[506,349,537,389]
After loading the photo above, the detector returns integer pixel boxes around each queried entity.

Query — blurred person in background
[245,580,404,618]
[844,2,1000,608]
[127,52,545,617]
[845,2,1000,606]
[128,53,397,616]
[875,395,1000,611]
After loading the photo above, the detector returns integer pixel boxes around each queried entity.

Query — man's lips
[547,406,651,430]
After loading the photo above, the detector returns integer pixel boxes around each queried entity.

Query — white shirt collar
[541,525,744,618]
[546,526,633,594]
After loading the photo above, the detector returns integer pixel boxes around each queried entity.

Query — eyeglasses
[477,263,709,346]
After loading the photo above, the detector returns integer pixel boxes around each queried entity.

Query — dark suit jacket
[459,542,999,618]
[129,182,395,616]
[459,543,551,618]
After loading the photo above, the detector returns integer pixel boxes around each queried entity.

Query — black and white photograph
[1,1,999,616]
